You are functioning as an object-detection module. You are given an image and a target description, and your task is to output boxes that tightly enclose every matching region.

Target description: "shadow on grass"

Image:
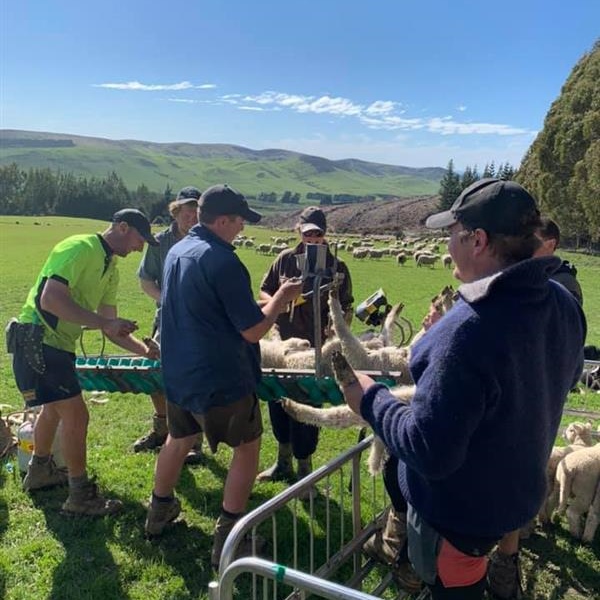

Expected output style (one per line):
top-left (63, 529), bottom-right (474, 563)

top-left (31, 488), bottom-right (138, 600)
top-left (521, 524), bottom-right (600, 600)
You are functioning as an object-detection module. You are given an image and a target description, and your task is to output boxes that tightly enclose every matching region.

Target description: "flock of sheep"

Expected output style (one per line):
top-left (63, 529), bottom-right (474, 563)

top-left (234, 232), bottom-right (456, 268)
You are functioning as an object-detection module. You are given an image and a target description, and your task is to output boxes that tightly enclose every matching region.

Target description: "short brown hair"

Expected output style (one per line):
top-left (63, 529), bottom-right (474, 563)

top-left (537, 216), bottom-right (561, 246)
top-left (485, 211), bottom-right (542, 266)
top-left (168, 199), bottom-right (197, 217)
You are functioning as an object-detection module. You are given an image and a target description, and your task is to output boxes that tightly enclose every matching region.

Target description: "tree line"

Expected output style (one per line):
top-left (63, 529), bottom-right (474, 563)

top-left (0, 163), bottom-right (389, 219)
top-left (437, 160), bottom-right (516, 211)
top-left (0, 163), bottom-right (172, 221)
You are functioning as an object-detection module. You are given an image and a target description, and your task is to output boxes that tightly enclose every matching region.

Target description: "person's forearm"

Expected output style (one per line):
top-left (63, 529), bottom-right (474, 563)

top-left (257, 290), bottom-right (273, 308)
top-left (140, 278), bottom-right (161, 303)
top-left (104, 332), bottom-right (149, 357)
top-left (40, 288), bottom-right (108, 330)
top-left (242, 290), bottom-right (290, 343)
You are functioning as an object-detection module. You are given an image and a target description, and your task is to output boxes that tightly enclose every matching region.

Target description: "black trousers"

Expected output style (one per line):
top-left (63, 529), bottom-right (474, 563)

top-left (267, 401), bottom-right (319, 459)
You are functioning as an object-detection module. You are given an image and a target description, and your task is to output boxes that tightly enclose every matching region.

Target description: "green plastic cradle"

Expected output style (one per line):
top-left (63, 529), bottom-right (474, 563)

top-left (75, 355), bottom-right (404, 406)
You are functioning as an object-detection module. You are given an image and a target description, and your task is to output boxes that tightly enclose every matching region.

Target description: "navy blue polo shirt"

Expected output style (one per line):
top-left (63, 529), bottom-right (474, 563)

top-left (160, 224), bottom-right (265, 413)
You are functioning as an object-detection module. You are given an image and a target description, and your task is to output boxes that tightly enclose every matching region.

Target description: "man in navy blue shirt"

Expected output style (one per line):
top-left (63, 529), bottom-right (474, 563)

top-left (144, 185), bottom-right (302, 569)
top-left (338, 179), bottom-right (586, 599)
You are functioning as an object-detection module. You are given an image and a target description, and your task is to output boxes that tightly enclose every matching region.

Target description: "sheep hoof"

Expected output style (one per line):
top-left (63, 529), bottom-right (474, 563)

top-left (331, 351), bottom-right (357, 387)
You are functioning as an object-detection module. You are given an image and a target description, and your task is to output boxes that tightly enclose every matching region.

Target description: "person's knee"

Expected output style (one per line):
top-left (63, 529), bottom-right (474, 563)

top-left (54, 395), bottom-right (89, 431)
top-left (163, 434), bottom-right (196, 455)
top-left (233, 436), bottom-right (261, 461)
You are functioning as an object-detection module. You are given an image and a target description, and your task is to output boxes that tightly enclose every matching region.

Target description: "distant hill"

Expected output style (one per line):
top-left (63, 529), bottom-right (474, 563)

top-left (0, 129), bottom-right (444, 198)
top-left (262, 195), bottom-right (439, 235)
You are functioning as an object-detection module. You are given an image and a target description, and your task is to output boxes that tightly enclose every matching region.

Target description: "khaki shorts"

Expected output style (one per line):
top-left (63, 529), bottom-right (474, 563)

top-left (167, 394), bottom-right (262, 453)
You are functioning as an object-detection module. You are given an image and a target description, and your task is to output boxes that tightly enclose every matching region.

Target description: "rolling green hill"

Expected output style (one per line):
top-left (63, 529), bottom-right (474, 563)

top-left (0, 129), bottom-right (444, 197)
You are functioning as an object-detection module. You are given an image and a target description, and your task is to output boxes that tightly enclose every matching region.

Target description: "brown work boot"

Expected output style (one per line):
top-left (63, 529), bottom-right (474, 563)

top-left (61, 480), bottom-right (123, 517)
top-left (363, 507), bottom-right (407, 566)
top-left (22, 456), bottom-right (68, 492)
top-left (392, 560), bottom-right (423, 594)
top-left (144, 495), bottom-right (181, 536)
top-left (256, 443), bottom-right (294, 482)
top-left (210, 513), bottom-right (265, 570)
top-left (487, 549), bottom-right (523, 600)
top-left (184, 433), bottom-right (205, 465)
top-left (133, 414), bottom-right (167, 452)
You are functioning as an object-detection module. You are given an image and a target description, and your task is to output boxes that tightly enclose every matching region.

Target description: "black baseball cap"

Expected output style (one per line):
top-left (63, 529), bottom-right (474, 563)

top-left (173, 186), bottom-right (201, 207)
top-left (198, 184), bottom-right (261, 223)
top-left (112, 208), bottom-right (159, 246)
top-left (299, 206), bottom-right (327, 234)
top-left (426, 178), bottom-right (539, 235)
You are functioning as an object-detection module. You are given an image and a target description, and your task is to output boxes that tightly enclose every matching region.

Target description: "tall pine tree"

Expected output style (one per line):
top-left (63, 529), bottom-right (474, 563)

top-left (438, 159), bottom-right (462, 210)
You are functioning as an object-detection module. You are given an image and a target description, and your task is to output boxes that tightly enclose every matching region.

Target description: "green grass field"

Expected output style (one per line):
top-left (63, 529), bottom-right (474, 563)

top-left (0, 217), bottom-right (599, 600)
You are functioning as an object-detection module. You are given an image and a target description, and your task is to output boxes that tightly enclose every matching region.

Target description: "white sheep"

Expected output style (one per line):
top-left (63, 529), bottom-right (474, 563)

top-left (259, 328), bottom-right (312, 369)
top-left (582, 478), bottom-right (600, 543)
top-left (546, 443), bottom-right (600, 540)
top-left (416, 254), bottom-right (439, 268)
top-left (281, 383), bottom-right (415, 474)
top-left (537, 422), bottom-right (594, 523)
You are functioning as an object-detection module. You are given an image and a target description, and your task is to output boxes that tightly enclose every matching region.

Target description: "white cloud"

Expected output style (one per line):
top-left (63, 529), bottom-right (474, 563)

top-left (240, 92), bottom-right (362, 116)
top-left (360, 115), bottom-right (424, 131)
top-left (238, 106), bottom-right (265, 111)
top-left (94, 80), bottom-right (216, 91)
top-left (426, 117), bottom-right (530, 136)
top-left (167, 98), bottom-right (197, 104)
top-left (365, 100), bottom-right (396, 116)
top-left (231, 88), bottom-right (533, 138)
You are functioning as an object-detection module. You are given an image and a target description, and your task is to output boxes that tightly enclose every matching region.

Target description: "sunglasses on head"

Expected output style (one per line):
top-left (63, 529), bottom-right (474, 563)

top-left (302, 230), bottom-right (324, 238)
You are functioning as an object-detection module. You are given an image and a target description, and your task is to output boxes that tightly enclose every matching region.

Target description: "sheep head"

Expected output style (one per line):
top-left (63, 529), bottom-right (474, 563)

top-left (564, 421), bottom-right (594, 446)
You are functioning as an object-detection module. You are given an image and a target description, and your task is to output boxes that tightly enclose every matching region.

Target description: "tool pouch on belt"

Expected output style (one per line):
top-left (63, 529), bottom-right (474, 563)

top-left (5, 318), bottom-right (46, 374)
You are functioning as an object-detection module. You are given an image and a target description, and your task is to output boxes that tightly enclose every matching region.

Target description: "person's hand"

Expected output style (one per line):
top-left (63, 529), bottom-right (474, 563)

top-left (330, 351), bottom-right (375, 414)
top-left (342, 372), bottom-right (376, 414)
top-left (422, 304), bottom-right (442, 331)
top-left (103, 318), bottom-right (138, 338)
top-left (278, 277), bottom-right (303, 304)
top-left (143, 337), bottom-right (161, 360)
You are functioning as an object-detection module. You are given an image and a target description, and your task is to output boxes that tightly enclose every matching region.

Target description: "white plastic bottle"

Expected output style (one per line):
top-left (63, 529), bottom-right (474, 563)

top-left (17, 412), bottom-right (65, 473)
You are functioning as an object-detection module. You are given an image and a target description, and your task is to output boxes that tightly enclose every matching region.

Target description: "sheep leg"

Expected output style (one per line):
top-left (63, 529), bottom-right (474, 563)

top-left (328, 291), bottom-right (370, 367)
top-left (583, 509), bottom-right (599, 543)
top-left (280, 398), bottom-right (365, 428)
top-left (367, 437), bottom-right (388, 475)
top-left (331, 351), bottom-right (359, 387)
top-left (566, 506), bottom-right (584, 539)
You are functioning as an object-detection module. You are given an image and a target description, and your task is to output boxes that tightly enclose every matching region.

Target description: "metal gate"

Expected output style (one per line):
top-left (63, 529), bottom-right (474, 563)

top-left (208, 434), bottom-right (428, 600)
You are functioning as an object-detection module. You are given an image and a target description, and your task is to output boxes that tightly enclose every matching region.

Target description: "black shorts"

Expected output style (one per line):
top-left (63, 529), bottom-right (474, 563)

top-left (167, 394), bottom-right (262, 453)
top-left (13, 343), bottom-right (81, 406)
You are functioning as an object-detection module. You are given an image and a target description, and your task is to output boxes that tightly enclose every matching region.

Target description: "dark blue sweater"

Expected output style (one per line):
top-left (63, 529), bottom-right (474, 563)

top-left (361, 256), bottom-right (586, 538)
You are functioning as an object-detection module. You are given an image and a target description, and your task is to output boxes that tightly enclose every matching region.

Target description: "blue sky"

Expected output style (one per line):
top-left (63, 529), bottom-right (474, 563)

top-left (2, 1), bottom-right (599, 169)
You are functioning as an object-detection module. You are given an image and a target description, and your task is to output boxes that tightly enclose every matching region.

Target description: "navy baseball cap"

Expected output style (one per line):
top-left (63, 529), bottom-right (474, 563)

top-left (199, 184), bottom-right (261, 224)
